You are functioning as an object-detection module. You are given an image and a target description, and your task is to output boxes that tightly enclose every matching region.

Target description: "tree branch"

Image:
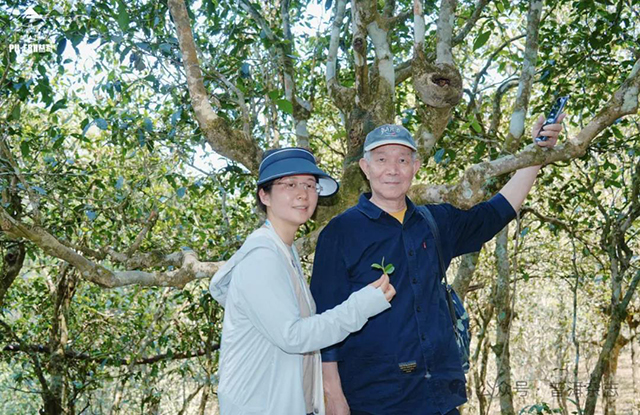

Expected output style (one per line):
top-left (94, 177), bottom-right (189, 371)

top-left (2, 344), bottom-right (218, 366)
top-left (504, 0), bottom-right (543, 152)
top-left (0, 138), bottom-right (41, 224)
top-left (167, 0), bottom-right (261, 172)
top-left (395, 58), bottom-right (413, 85)
top-left (452, 0), bottom-right (492, 46)
top-left (410, 57), bottom-right (640, 207)
top-left (413, 0), bottom-right (426, 51)
top-left (436, 0), bottom-right (457, 65)
top-left (351, 0), bottom-right (372, 102)
top-left (125, 210), bottom-right (158, 258)
top-left (0, 207), bottom-right (222, 288)
top-left (471, 34), bottom-right (526, 98)
top-left (326, 0), bottom-right (355, 112)
top-left (489, 79), bottom-right (519, 134)
top-left (389, 10), bottom-right (412, 27)
top-left (203, 68), bottom-right (253, 139)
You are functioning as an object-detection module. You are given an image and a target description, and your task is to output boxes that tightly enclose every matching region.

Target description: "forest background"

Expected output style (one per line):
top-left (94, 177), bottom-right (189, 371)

top-left (0, 0), bottom-right (639, 414)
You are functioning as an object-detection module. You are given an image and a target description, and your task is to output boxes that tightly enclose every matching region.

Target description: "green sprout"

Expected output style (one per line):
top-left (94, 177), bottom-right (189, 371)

top-left (371, 256), bottom-right (395, 275)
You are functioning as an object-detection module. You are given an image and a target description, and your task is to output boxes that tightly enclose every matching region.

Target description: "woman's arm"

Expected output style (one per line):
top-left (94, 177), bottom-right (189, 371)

top-left (233, 247), bottom-right (391, 354)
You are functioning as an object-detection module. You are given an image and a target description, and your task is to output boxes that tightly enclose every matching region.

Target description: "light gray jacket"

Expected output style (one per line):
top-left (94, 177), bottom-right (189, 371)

top-left (209, 225), bottom-right (391, 415)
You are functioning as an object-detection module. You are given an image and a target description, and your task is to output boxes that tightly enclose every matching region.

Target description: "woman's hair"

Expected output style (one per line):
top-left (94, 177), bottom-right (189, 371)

top-left (256, 180), bottom-right (274, 213)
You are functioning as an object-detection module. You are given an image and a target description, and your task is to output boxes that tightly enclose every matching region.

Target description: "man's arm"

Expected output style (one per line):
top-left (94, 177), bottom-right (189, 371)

top-left (323, 362), bottom-right (350, 415)
top-left (499, 113), bottom-right (565, 211)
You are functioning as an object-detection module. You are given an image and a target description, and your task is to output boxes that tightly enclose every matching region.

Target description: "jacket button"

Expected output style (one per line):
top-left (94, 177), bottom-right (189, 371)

top-left (422, 334), bottom-right (426, 341)
top-left (417, 306), bottom-right (422, 312)
top-left (409, 249), bottom-right (414, 256)
top-left (412, 278), bottom-right (418, 284)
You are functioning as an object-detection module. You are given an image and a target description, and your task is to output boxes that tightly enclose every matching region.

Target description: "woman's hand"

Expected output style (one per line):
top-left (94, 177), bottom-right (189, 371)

top-left (370, 273), bottom-right (396, 302)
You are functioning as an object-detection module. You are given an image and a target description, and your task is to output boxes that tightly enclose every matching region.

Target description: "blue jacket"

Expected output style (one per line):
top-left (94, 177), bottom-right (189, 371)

top-left (310, 193), bottom-right (516, 414)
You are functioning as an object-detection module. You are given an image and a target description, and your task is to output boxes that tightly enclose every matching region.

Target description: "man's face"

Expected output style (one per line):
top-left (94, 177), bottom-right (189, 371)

top-left (359, 144), bottom-right (420, 208)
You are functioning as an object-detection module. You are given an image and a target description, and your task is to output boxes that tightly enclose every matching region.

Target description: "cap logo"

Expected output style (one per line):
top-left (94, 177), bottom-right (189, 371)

top-left (380, 125), bottom-right (401, 136)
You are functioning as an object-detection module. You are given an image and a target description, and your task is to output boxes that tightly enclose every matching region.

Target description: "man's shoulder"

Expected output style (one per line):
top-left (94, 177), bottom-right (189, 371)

top-left (414, 202), bottom-right (454, 221)
top-left (324, 205), bottom-right (362, 228)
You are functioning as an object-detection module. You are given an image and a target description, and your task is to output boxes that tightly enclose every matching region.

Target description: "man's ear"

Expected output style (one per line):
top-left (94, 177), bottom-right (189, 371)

top-left (258, 188), bottom-right (271, 207)
top-left (412, 157), bottom-right (421, 176)
top-left (359, 158), bottom-right (370, 180)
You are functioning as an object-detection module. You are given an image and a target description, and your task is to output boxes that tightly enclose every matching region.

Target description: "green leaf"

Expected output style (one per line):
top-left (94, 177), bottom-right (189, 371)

top-left (473, 31), bottom-right (491, 51)
top-left (384, 264), bottom-right (395, 274)
top-left (85, 209), bottom-right (97, 221)
top-left (275, 99), bottom-right (293, 114)
top-left (117, 0), bottom-right (130, 32)
top-left (32, 186), bottom-right (47, 195)
top-left (176, 187), bottom-right (186, 199)
top-left (371, 263), bottom-right (384, 271)
top-left (95, 118), bottom-right (108, 130)
top-left (50, 98), bottom-right (67, 114)
top-left (170, 108), bottom-right (182, 126)
top-left (496, 2), bottom-right (505, 13)
top-left (159, 43), bottom-right (172, 54)
top-left (267, 90), bottom-right (280, 100)
top-left (20, 141), bottom-right (30, 158)
top-left (143, 117), bottom-right (154, 132)
top-left (470, 120), bottom-right (482, 133)
top-left (115, 176), bottom-right (124, 190)
top-left (10, 104), bottom-right (21, 120)
top-left (56, 37), bottom-right (67, 56)
top-left (434, 148), bottom-right (445, 164)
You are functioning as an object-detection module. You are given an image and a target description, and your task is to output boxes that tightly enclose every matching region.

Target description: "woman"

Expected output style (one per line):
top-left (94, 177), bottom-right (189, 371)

top-left (210, 147), bottom-right (395, 415)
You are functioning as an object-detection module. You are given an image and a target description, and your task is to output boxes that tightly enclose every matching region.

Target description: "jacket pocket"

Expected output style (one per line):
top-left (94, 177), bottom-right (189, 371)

top-left (340, 354), bottom-right (401, 404)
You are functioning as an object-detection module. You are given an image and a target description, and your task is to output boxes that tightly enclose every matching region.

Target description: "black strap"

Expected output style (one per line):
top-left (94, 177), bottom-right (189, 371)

top-left (415, 206), bottom-right (458, 328)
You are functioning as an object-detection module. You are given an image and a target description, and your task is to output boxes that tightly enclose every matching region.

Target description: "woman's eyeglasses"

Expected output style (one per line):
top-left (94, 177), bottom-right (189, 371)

top-left (274, 180), bottom-right (323, 194)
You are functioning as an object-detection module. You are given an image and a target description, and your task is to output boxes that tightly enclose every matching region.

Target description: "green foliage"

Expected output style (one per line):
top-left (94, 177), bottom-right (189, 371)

top-left (0, 0), bottom-right (638, 413)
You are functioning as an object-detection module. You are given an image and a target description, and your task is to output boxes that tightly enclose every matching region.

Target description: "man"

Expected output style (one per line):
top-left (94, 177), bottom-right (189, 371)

top-left (309, 116), bottom-right (564, 415)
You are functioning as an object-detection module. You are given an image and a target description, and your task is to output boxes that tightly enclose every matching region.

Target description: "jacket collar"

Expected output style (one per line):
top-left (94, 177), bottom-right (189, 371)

top-left (356, 192), bottom-right (417, 221)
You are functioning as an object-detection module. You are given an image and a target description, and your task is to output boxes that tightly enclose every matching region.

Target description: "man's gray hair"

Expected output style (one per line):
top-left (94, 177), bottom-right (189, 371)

top-left (363, 149), bottom-right (417, 162)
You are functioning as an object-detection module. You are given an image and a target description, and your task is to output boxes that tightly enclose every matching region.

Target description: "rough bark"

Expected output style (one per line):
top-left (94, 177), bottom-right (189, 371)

top-left (491, 226), bottom-right (515, 415)
top-left (0, 241), bottom-right (25, 307)
top-left (602, 335), bottom-right (629, 415)
top-left (326, 0), bottom-right (355, 113)
top-left (47, 264), bottom-right (77, 415)
top-left (167, 0), bottom-right (261, 172)
top-left (504, 0), bottom-right (543, 152)
top-left (452, 252), bottom-right (480, 302)
top-left (471, 300), bottom-right (495, 415)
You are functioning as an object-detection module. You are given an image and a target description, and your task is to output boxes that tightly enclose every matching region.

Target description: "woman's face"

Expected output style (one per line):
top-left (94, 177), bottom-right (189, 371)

top-left (259, 174), bottom-right (319, 229)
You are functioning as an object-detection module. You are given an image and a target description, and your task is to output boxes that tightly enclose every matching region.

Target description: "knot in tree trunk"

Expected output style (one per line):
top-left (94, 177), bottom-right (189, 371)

top-left (413, 62), bottom-right (463, 108)
top-left (352, 37), bottom-right (366, 55)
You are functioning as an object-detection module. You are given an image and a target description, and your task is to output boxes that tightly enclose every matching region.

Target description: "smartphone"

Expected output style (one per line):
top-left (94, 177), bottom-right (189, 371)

top-left (535, 95), bottom-right (569, 142)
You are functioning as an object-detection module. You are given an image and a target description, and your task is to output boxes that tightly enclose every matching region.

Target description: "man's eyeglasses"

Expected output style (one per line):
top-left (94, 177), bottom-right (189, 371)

top-left (274, 180), bottom-right (323, 194)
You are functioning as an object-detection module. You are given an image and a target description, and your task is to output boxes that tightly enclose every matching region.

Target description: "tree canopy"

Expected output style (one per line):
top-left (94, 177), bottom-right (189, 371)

top-left (1, 0), bottom-right (639, 414)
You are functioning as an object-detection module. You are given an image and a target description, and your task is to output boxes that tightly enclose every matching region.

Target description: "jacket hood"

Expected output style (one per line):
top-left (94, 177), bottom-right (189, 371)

top-left (209, 229), bottom-right (274, 306)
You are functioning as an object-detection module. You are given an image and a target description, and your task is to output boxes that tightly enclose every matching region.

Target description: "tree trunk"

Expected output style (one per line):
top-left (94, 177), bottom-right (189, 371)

top-left (603, 335), bottom-right (628, 415)
top-left (584, 269), bottom-right (640, 415)
top-left (472, 301), bottom-right (495, 415)
top-left (452, 252), bottom-right (480, 302)
top-left (43, 264), bottom-right (77, 415)
top-left (553, 297), bottom-right (569, 415)
top-left (492, 226), bottom-right (515, 415)
top-left (0, 241), bottom-right (25, 307)
top-left (632, 329), bottom-right (640, 412)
